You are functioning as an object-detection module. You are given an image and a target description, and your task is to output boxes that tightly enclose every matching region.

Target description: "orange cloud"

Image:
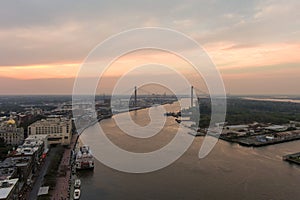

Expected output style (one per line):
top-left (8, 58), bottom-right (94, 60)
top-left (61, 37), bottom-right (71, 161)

top-left (205, 42), bottom-right (300, 70)
top-left (0, 62), bottom-right (80, 80)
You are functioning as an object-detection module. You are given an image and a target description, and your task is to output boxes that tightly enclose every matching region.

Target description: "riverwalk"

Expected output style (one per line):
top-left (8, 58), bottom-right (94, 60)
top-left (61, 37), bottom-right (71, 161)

top-left (50, 134), bottom-right (78, 200)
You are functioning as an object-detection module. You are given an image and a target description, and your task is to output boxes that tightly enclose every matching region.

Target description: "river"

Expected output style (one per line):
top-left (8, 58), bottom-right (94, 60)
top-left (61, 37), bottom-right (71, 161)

top-left (77, 99), bottom-right (300, 200)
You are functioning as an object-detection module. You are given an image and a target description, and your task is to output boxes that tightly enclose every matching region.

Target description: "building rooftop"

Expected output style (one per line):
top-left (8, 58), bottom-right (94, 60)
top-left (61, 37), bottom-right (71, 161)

top-left (265, 125), bottom-right (287, 131)
top-left (29, 117), bottom-right (71, 128)
top-left (38, 186), bottom-right (49, 196)
top-left (0, 158), bottom-right (16, 180)
top-left (0, 158), bottom-right (15, 168)
top-left (26, 134), bottom-right (48, 140)
top-left (225, 125), bottom-right (249, 129)
top-left (0, 178), bottom-right (18, 199)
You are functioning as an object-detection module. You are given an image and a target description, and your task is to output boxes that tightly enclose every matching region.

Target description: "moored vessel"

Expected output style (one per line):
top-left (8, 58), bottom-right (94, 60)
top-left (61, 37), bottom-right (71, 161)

top-left (75, 145), bottom-right (94, 170)
top-left (74, 179), bottom-right (81, 188)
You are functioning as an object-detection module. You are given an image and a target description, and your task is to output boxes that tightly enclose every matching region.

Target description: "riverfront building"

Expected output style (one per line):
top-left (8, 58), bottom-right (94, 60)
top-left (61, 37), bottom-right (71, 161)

top-left (0, 134), bottom-right (49, 200)
top-left (28, 117), bottom-right (72, 145)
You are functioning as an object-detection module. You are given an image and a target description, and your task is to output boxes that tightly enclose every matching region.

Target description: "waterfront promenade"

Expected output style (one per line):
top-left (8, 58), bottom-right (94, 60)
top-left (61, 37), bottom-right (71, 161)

top-left (51, 134), bottom-right (78, 200)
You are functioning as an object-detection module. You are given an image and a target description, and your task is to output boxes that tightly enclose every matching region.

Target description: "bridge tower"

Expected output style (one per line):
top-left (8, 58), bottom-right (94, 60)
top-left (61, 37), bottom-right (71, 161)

top-left (191, 85), bottom-right (194, 108)
top-left (134, 86), bottom-right (137, 107)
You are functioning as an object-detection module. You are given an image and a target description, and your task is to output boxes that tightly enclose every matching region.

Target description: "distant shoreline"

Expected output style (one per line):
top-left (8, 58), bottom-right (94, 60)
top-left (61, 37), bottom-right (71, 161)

top-left (242, 97), bottom-right (300, 104)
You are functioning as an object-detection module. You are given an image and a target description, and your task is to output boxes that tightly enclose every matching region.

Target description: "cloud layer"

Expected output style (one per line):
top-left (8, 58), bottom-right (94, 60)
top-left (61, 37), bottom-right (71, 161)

top-left (0, 0), bottom-right (299, 94)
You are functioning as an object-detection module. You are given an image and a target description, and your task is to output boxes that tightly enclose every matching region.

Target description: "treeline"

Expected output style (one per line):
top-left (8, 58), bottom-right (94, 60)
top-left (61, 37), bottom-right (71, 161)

top-left (0, 138), bottom-right (12, 161)
top-left (0, 104), bottom-right (56, 115)
top-left (188, 98), bottom-right (300, 128)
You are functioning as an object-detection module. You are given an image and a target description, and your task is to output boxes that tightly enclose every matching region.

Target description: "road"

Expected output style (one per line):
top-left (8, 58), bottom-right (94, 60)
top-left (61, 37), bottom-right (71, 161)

top-left (27, 147), bottom-right (58, 200)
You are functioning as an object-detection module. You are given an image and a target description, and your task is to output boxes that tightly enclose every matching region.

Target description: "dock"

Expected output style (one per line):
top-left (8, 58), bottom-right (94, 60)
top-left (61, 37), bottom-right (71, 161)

top-left (219, 130), bottom-right (300, 147)
top-left (283, 152), bottom-right (300, 165)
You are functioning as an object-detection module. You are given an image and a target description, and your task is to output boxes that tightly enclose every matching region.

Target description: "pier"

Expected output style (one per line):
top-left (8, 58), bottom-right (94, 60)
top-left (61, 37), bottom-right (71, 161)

top-left (283, 152), bottom-right (300, 165)
top-left (219, 131), bottom-right (300, 147)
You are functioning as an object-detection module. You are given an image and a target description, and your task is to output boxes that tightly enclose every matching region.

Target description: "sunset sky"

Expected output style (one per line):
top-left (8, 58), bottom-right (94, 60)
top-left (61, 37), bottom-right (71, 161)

top-left (0, 0), bottom-right (299, 95)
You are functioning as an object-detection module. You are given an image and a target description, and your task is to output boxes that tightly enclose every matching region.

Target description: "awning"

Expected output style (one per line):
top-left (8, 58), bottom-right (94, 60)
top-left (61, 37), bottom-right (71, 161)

top-left (38, 186), bottom-right (49, 196)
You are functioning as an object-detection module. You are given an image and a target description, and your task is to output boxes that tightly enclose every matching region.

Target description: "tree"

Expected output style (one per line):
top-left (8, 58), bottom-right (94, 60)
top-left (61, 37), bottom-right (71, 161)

top-left (0, 137), bottom-right (10, 161)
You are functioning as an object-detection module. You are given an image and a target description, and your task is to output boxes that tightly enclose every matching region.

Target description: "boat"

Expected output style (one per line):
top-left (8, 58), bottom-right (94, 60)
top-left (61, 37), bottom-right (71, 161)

top-left (175, 119), bottom-right (181, 123)
top-left (188, 131), bottom-right (205, 137)
top-left (75, 145), bottom-right (94, 170)
top-left (74, 189), bottom-right (81, 200)
top-left (74, 179), bottom-right (81, 189)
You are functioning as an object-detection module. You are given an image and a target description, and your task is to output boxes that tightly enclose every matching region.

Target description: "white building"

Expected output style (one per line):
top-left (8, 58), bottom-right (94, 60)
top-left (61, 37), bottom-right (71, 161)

top-left (289, 121), bottom-right (300, 128)
top-left (0, 119), bottom-right (24, 146)
top-left (0, 178), bottom-right (19, 200)
top-left (25, 135), bottom-right (49, 153)
top-left (15, 134), bottom-right (48, 167)
top-left (28, 118), bottom-right (72, 145)
top-left (224, 125), bottom-right (249, 131)
top-left (17, 134), bottom-right (48, 156)
top-left (265, 125), bottom-right (287, 132)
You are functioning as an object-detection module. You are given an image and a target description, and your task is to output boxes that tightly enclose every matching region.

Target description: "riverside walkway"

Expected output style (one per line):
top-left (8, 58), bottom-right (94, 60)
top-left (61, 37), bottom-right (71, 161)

top-left (51, 134), bottom-right (78, 200)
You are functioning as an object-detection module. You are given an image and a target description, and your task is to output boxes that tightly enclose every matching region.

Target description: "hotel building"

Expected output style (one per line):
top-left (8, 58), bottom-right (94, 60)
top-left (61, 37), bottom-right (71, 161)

top-left (28, 118), bottom-right (72, 145)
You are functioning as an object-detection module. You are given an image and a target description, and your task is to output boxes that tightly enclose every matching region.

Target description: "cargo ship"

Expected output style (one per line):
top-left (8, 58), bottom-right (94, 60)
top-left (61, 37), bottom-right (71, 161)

top-left (75, 145), bottom-right (94, 170)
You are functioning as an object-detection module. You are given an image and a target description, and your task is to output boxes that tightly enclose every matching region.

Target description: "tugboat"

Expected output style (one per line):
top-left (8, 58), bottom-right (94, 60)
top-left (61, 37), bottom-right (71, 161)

top-left (75, 145), bottom-right (94, 170)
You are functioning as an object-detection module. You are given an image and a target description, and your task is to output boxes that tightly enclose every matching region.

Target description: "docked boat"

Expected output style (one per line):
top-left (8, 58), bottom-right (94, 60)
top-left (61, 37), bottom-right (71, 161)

top-left (74, 189), bottom-right (81, 200)
top-left (74, 179), bottom-right (81, 189)
top-left (75, 145), bottom-right (94, 170)
top-left (175, 118), bottom-right (181, 123)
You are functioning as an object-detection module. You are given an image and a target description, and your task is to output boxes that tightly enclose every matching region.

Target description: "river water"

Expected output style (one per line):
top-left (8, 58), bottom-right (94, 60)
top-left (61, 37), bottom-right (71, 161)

top-left (77, 99), bottom-right (300, 200)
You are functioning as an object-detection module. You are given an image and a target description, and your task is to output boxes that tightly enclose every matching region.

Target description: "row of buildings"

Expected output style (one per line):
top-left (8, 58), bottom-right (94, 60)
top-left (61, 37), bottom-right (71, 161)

top-left (0, 135), bottom-right (48, 200)
top-left (0, 102), bottom-right (73, 200)
top-left (0, 117), bottom-right (72, 147)
top-left (0, 116), bottom-right (73, 199)
top-left (0, 98), bottom-right (111, 148)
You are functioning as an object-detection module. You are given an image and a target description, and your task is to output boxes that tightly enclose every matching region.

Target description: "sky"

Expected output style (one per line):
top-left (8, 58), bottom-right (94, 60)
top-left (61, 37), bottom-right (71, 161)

top-left (0, 0), bottom-right (299, 95)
